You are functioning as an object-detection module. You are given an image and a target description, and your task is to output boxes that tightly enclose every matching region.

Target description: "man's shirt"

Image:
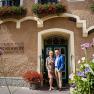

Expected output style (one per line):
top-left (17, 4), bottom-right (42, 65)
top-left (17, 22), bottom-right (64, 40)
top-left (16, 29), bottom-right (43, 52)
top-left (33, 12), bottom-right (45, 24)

top-left (55, 55), bottom-right (59, 67)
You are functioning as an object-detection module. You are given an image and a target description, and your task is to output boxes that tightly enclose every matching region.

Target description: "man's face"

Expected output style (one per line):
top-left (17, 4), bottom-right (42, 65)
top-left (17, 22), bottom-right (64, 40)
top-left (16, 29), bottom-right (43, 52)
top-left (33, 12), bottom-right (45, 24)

top-left (55, 50), bottom-right (60, 56)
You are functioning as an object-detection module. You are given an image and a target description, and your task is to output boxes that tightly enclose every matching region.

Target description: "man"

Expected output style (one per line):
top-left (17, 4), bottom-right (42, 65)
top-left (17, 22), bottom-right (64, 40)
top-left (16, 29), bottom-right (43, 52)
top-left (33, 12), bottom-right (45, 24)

top-left (54, 49), bottom-right (65, 91)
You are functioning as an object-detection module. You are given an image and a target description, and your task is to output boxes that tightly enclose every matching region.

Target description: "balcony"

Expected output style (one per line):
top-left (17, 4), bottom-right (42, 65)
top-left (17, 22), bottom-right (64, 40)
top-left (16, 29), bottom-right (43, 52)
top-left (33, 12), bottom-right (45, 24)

top-left (0, 0), bottom-right (27, 19)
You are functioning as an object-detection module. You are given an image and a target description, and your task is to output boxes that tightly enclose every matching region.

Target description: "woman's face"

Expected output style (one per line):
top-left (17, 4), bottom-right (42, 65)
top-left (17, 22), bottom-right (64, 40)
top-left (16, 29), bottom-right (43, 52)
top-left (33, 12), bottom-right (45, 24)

top-left (49, 51), bottom-right (53, 57)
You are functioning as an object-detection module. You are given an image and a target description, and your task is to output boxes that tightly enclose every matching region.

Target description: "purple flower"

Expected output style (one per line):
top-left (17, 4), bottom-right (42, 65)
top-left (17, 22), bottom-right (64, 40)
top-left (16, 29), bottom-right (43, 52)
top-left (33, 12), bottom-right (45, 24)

top-left (84, 67), bottom-right (90, 74)
top-left (77, 71), bottom-right (86, 78)
top-left (81, 43), bottom-right (90, 49)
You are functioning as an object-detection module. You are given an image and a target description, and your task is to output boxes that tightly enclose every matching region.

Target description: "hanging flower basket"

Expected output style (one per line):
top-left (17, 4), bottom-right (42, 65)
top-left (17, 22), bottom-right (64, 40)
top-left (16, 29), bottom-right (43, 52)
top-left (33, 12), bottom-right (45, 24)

top-left (32, 3), bottom-right (66, 18)
top-left (0, 6), bottom-right (27, 19)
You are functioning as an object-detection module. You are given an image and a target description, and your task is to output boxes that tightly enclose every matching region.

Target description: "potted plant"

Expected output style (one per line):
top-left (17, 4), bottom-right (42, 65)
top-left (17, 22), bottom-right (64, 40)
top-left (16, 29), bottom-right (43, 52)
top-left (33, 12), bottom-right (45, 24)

top-left (32, 3), bottom-right (66, 18)
top-left (0, 6), bottom-right (27, 19)
top-left (22, 70), bottom-right (43, 90)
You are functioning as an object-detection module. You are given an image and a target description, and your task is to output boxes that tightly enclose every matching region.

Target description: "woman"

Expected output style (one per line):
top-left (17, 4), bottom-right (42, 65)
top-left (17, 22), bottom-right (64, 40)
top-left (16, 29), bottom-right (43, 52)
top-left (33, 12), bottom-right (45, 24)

top-left (46, 51), bottom-right (55, 91)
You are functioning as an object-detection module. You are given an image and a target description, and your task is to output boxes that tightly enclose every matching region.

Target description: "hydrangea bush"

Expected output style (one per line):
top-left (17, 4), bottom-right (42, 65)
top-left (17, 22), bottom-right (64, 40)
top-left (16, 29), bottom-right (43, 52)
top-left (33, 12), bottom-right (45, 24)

top-left (69, 38), bottom-right (94, 94)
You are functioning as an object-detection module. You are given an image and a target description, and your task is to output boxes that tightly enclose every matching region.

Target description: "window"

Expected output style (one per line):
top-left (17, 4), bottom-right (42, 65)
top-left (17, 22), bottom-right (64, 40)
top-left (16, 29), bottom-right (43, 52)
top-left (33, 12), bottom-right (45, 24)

top-left (67, 0), bottom-right (85, 2)
top-left (38, 0), bottom-right (58, 4)
top-left (13, 0), bottom-right (20, 6)
top-left (0, 0), bottom-right (20, 7)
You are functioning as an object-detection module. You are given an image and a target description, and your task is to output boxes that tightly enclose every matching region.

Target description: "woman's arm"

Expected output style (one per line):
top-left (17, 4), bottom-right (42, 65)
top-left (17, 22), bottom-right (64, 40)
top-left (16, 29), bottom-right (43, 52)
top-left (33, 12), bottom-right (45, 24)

top-left (46, 58), bottom-right (49, 70)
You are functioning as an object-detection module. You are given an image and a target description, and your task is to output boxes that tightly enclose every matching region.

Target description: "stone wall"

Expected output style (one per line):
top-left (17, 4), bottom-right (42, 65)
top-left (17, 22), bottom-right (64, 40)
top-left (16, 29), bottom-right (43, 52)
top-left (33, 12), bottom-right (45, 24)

top-left (0, 17), bottom-right (93, 78)
top-left (0, 20), bottom-right (38, 77)
top-left (22, 0), bottom-right (94, 29)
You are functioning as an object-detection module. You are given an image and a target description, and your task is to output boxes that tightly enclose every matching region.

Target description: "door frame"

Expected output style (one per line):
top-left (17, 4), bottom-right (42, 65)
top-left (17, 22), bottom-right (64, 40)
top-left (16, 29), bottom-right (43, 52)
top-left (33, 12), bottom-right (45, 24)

top-left (37, 28), bottom-right (75, 80)
top-left (44, 44), bottom-right (68, 83)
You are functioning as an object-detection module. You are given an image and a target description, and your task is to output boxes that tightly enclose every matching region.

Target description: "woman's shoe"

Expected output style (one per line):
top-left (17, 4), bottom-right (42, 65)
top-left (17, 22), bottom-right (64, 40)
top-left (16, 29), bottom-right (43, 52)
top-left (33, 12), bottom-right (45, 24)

top-left (51, 87), bottom-right (54, 90)
top-left (49, 88), bottom-right (52, 91)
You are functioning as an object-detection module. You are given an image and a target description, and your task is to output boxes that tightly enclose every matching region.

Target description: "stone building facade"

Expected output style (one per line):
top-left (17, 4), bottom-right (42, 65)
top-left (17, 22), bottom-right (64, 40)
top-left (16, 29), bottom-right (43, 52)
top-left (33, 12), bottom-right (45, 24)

top-left (0, 0), bottom-right (94, 86)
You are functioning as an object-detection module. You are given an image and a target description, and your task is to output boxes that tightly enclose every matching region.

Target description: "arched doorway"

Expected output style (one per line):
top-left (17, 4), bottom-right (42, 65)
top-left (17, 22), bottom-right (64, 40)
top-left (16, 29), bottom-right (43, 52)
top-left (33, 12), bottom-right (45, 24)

top-left (43, 35), bottom-right (68, 86)
top-left (38, 28), bottom-right (75, 86)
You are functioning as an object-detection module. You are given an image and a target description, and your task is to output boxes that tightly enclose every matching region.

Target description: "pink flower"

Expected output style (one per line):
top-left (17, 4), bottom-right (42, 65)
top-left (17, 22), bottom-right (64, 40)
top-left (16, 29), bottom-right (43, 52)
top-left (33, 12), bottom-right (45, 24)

top-left (81, 43), bottom-right (90, 49)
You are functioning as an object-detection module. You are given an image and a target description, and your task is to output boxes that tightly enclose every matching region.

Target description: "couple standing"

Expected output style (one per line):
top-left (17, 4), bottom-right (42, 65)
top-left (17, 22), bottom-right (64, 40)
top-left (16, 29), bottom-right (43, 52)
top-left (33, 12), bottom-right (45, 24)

top-left (46, 49), bottom-right (64, 91)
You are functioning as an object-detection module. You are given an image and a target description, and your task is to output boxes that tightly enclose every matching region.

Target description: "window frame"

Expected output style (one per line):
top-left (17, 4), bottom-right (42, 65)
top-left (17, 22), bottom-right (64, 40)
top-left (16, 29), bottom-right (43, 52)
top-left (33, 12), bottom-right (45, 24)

top-left (67, 0), bottom-right (85, 2)
top-left (0, 0), bottom-right (23, 7)
top-left (35, 0), bottom-right (61, 4)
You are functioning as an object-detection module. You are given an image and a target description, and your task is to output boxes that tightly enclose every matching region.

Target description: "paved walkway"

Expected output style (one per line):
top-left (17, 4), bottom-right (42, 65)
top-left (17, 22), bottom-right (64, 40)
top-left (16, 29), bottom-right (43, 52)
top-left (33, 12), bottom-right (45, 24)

top-left (0, 86), bottom-right (70, 94)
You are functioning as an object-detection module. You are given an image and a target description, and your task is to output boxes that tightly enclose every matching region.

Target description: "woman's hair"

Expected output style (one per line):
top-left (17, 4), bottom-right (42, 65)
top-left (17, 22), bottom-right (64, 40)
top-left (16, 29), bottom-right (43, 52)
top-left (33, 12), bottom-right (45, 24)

top-left (49, 50), bottom-right (53, 54)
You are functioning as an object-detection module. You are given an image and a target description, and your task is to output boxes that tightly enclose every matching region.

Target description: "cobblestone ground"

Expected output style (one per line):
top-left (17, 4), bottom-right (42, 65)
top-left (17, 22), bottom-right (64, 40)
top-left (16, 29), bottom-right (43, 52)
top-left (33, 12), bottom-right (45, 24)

top-left (0, 86), bottom-right (70, 94)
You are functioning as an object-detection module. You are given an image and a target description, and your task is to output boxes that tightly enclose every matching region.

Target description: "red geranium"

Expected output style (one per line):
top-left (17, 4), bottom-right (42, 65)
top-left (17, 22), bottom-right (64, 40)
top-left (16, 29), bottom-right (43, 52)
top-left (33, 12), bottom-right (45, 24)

top-left (22, 70), bottom-right (43, 84)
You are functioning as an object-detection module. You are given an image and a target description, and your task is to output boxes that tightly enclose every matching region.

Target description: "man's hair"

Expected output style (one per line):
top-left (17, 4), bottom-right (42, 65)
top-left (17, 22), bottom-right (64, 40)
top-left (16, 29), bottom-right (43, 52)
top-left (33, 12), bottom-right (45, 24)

top-left (55, 49), bottom-right (59, 51)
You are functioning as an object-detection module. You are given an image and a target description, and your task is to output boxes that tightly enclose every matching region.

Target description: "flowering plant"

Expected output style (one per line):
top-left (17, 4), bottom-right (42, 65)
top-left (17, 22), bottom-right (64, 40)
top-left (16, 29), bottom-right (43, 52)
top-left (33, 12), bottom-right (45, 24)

top-left (69, 38), bottom-right (94, 94)
top-left (22, 70), bottom-right (43, 84)
top-left (32, 3), bottom-right (66, 18)
top-left (0, 6), bottom-right (27, 19)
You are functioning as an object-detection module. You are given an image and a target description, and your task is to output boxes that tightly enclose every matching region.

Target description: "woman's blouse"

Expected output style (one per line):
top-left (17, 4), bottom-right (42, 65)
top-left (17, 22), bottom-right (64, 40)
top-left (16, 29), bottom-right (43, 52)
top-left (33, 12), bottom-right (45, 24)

top-left (46, 57), bottom-right (55, 71)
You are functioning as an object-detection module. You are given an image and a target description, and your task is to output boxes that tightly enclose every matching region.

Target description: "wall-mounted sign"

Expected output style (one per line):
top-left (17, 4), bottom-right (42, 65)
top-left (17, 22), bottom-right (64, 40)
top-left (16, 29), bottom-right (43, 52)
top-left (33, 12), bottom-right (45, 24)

top-left (0, 42), bottom-right (24, 54)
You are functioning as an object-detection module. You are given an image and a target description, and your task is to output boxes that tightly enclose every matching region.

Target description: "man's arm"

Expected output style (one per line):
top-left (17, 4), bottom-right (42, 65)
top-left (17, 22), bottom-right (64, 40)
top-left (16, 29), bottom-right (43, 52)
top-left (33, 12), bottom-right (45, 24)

top-left (59, 56), bottom-right (65, 71)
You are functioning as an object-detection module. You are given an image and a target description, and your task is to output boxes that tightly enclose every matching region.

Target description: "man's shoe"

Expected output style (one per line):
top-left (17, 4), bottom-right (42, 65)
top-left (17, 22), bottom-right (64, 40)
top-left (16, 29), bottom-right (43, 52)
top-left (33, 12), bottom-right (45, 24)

top-left (59, 88), bottom-right (62, 91)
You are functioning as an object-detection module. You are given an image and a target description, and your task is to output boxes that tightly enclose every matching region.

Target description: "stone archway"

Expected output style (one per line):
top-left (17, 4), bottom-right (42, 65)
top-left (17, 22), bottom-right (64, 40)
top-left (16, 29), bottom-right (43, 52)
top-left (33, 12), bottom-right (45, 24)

top-left (37, 28), bottom-right (75, 76)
